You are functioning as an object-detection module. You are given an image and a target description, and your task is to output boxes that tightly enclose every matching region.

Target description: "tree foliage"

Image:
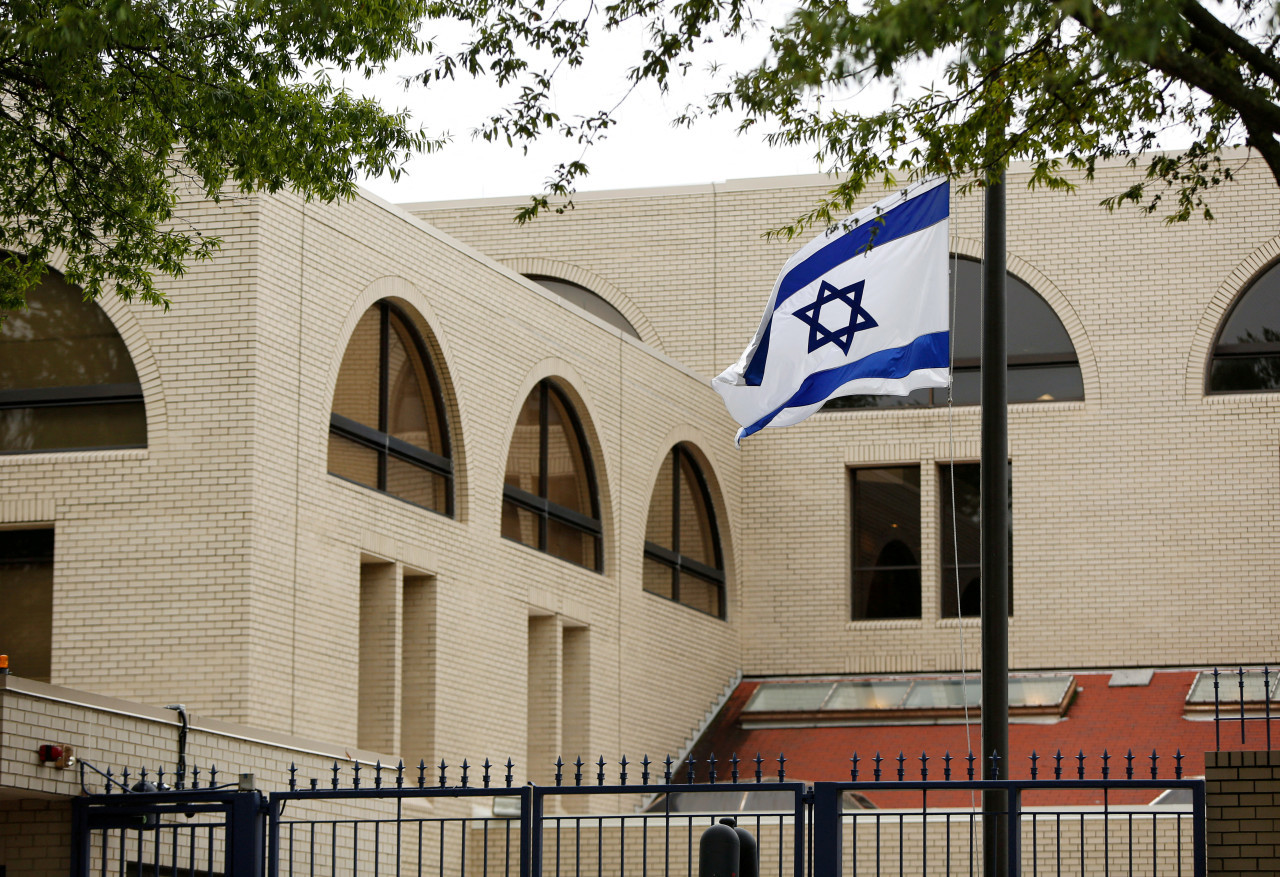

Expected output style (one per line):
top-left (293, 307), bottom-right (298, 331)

top-left (421, 0), bottom-right (1280, 235)
top-left (1, 0), bottom-right (437, 312)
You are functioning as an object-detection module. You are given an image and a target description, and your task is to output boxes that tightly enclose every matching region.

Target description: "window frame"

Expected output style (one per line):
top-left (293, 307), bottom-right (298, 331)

top-left (849, 465), bottom-right (923, 621)
top-left (327, 301), bottom-right (454, 515)
top-left (0, 267), bottom-right (146, 454)
top-left (1207, 259), bottom-right (1280, 394)
top-left (825, 256), bottom-right (1083, 410)
top-left (0, 527), bottom-right (55, 682)
top-left (643, 443), bottom-right (727, 619)
top-left (938, 460), bottom-right (1012, 619)
top-left (501, 379), bottom-right (604, 572)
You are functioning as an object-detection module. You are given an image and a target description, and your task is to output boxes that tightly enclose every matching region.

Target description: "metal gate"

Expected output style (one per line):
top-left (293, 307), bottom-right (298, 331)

top-left (71, 753), bottom-right (1207, 877)
top-left (71, 787), bottom-right (264, 877)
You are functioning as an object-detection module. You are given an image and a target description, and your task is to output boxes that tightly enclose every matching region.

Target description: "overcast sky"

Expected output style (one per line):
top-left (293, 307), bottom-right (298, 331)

top-left (354, 4), bottom-right (831, 205)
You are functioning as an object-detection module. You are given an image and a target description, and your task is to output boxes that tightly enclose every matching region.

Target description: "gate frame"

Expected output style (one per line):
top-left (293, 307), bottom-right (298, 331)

top-left (811, 778), bottom-right (1206, 877)
top-left (71, 788), bottom-right (265, 877)
top-left (527, 780), bottom-right (809, 877)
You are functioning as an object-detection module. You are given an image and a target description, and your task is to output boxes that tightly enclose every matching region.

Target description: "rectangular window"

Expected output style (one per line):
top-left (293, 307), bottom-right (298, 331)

top-left (0, 528), bottom-right (54, 682)
top-left (939, 462), bottom-right (1012, 617)
top-left (850, 467), bottom-right (921, 620)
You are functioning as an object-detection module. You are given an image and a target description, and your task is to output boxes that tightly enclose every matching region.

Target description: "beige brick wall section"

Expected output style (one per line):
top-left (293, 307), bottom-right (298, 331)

top-left (0, 182), bottom-right (745, 779)
top-left (0, 800), bottom-right (70, 877)
top-left (413, 155), bottom-right (1280, 675)
top-left (1206, 750), bottom-right (1280, 875)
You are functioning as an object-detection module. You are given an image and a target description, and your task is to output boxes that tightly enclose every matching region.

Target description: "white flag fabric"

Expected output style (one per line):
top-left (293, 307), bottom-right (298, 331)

top-left (713, 178), bottom-right (950, 444)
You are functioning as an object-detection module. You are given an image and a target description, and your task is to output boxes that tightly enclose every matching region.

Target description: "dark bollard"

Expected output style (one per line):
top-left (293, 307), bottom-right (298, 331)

top-left (734, 821), bottom-right (758, 877)
top-left (699, 817), bottom-right (740, 876)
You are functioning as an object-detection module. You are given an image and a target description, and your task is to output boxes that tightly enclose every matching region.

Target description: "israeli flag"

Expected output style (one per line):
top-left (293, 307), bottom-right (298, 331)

top-left (713, 178), bottom-right (950, 444)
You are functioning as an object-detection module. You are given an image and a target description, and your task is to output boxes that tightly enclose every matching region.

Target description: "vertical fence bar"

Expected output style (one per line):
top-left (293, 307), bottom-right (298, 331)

top-left (812, 784), bottom-right (842, 877)
top-left (267, 792), bottom-right (282, 877)
top-left (794, 786), bottom-right (807, 877)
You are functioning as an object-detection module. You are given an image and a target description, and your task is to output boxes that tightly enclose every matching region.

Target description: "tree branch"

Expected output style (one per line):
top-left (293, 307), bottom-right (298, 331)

top-left (1176, 0), bottom-right (1280, 88)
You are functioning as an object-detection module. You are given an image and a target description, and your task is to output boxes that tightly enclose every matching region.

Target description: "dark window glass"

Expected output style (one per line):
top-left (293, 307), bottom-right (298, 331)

top-left (644, 444), bottom-right (726, 618)
top-left (0, 529), bottom-right (54, 682)
top-left (826, 257), bottom-right (1083, 409)
top-left (0, 267), bottom-right (146, 452)
top-left (1209, 261), bottom-right (1280, 393)
top-left (328, 302), bottom-right (453, 514)
top-left (501, 380), bottom-right (603, 571)
top-left (851, 467), bottom-right (921, 619)
top-left (525, 275), bottom-right (640, 339)
top-left (939, 462), bottom-right (1012, 618)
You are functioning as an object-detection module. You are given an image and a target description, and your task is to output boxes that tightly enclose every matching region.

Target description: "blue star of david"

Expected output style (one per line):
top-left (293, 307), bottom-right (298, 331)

top-left (791, 279), bottom-right (879, 355)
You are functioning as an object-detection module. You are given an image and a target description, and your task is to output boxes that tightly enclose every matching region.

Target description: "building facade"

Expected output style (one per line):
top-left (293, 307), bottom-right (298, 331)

top-left (1, 155), bottom-right (1278, 873)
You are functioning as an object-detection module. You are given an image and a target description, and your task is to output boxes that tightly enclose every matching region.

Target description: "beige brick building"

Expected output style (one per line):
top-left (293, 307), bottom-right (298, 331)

top-left (1, 155), bottom-right (1278, 873)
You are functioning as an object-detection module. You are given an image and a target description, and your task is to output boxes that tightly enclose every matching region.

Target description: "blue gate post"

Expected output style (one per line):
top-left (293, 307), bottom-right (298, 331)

top-left (266, 789), bottom-right (282, 877)
top-left (519, 785), bottom-right (533, 877)
top-left (810, 783), bottom-right (842, 877)
top-left (69, 798), bottom-right (91, 877)
top-left (1005, 786), bottom-right (1021, 877)
top-left (527, 784), bottom-right (544, 877)
top-left (1192, 779), bottom-right (1207, 877)
top-left (793, 785), bottom-right (807, 877)
top-left (227, 790), bottom-right (266, 877)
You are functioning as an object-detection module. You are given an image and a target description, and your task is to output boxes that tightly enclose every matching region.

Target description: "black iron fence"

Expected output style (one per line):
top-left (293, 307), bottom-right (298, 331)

top-left (72, 747), bottom-right (1207, 877)
top-left (1208, 666), bottom-right (1278, 750)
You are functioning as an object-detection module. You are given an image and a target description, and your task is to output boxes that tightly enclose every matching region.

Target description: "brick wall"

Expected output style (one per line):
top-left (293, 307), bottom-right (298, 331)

top-left (1206, 750), bottom-right (1280, 875)
top-left (413, 154), bottom-right (1280, 676)
top-left (0, 183), bottom-right (746, 781)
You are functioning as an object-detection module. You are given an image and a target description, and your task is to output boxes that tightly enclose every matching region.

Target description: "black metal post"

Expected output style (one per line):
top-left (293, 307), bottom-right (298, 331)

top-left (981, 171), bottom-right (1010, 877)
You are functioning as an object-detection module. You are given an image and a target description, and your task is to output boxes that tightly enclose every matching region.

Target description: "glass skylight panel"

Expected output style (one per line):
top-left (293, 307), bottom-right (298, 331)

top-left (743, 673), bottom-right (1075, 718)
top-left (1187, 670), bottom-right (1279, 704)
top-left (826, 679), bottom-right (912, 711)
top-left (1007, 676), bottom-right (1073, 708)
top-left (902, 679), bottom-right (982, 709)
top-left (743, 682), bottom-right (834, 713)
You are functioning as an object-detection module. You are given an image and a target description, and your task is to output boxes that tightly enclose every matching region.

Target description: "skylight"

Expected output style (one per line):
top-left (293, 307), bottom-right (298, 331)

top-left (1186, 669), bottom-right (1280, 707)
top-left (741, 674), bottom-right (1075, 725)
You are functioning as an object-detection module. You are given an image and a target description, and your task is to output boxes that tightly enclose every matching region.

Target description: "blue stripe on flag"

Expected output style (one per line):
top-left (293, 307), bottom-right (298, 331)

top-left (743, 183), bottom-right (949, 386)
top-left (738, 330), bottom-right (949, 440)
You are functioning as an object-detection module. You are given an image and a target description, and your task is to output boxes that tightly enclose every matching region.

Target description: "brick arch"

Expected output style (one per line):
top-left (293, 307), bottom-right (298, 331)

top-left (324, 275), bottom-right (468, 521)
top-left (949, 236), bottom-right (1099, 408)
top-left (641, 426), bottom-right (739, 622)
top-left (96, 294), bottom-right (168, 448)
top-left (501, 359), bottom-right (618, 578)
top-left (1, 253), bottom-right (168, 452)
top-left (505, 257), bottom-right (666, 353)
top-left (1186, 233), bottom-right (1280, 398)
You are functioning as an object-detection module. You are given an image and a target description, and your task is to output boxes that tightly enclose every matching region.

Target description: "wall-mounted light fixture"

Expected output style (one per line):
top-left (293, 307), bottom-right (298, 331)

top-left (37, 743), bottom-right (76, 769)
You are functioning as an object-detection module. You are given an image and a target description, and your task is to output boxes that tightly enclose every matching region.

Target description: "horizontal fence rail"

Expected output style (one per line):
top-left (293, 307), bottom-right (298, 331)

top-left (72, 746), bottom-right (1208, 877)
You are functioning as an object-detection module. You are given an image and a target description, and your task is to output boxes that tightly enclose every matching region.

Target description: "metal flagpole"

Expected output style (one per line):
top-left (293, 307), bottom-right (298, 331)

top-left (980, 170), bottom-right (1010, 877)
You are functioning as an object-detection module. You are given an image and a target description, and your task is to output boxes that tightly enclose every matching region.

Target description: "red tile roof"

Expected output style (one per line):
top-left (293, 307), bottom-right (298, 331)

top-left (681, 671), bottom-right (1220, 807)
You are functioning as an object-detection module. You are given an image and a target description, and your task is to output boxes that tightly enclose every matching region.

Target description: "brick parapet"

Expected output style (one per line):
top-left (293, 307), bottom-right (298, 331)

top-left (1205, 750), bottom-right (1280, 875)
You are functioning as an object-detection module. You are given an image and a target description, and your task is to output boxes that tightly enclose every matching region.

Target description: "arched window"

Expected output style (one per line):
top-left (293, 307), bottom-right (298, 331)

top-left (1209, 260), bottom-right (1280, 393)
top-left (501, 380), bottom-right (602, 570)
top-left (827, 257), bottom-right (1083, 409)
top-left (643, 444), bottom-right (726, 618)
top-left (328, 301), bottom-right (453, 514)
top-left (0, 269), bottom-right (146, 453)
top-left (525, 275), bottom-right (640, 339)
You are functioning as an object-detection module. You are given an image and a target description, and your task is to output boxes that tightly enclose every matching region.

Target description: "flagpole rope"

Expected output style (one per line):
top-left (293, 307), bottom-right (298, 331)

top-left (948, 183), bottom-right (976, 812)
